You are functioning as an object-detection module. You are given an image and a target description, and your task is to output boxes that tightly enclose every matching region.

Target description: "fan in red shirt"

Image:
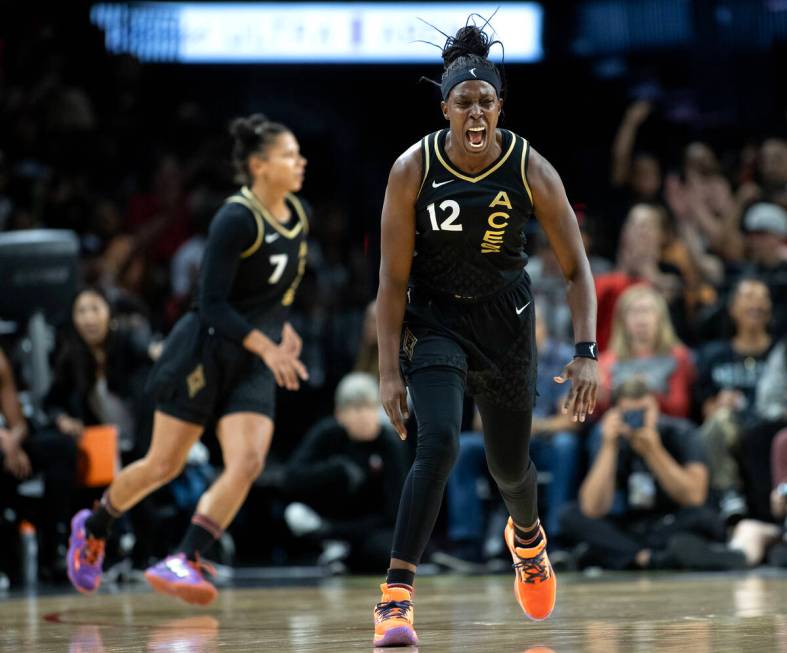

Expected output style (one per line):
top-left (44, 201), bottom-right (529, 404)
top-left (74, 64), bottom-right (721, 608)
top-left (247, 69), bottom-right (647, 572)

top-left (596, 284), bottom-right (695, 419)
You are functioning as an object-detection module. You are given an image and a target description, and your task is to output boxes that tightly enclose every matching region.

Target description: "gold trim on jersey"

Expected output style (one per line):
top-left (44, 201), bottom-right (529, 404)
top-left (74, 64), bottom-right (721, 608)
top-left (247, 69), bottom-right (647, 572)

top-left (225, 196), bottom-right (266, 259)
top-left (286, 192), bottom-right (310, 236)
top-left (520, 137), bottom-right (534, 205)
top-left (282, 240), bottom-right (308, 307)
top-left (417, 134), bottom-right (431, 197)
top-left (240, 187), bottom-right (304, 239)
top-left (433, 129), bottom-right (516, 184)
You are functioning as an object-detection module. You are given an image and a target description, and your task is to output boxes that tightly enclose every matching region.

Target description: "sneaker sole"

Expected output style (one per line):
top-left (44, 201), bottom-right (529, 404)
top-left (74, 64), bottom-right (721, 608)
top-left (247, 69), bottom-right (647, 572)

top-left (373, 625), bottom-right (418, 647)
top-left (144, 571), bottom-right (218, 606)
top-left (67, 566), bottom-right (100, 595)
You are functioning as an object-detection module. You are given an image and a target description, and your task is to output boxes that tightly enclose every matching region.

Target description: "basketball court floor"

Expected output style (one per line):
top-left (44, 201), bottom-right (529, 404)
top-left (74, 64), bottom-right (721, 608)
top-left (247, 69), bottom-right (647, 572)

top-left (2, 573), bottom-right (787, 652)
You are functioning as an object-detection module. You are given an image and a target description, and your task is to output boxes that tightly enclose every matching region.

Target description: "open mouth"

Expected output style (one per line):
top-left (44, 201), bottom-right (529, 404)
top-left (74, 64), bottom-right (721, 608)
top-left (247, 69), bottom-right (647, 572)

top-left (465, 126), bottom-right (486, 149)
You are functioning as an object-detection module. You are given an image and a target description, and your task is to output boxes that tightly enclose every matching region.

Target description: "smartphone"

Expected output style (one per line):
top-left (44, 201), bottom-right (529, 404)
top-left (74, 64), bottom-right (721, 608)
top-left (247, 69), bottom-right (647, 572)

top-left (622, 409), bottom-right (645, 430)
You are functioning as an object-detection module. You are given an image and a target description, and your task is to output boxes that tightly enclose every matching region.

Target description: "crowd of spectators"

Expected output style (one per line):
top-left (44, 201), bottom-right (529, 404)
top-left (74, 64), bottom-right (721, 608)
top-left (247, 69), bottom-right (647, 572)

top-left (1, 14), bottom-right (787, 585)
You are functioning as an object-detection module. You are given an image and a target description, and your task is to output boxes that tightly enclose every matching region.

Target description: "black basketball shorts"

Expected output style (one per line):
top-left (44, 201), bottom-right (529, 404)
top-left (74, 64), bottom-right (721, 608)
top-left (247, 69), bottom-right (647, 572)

top-left (146, 312), bottom-right (277, 425)
top-left (400, 274), bottom-right (537, 411)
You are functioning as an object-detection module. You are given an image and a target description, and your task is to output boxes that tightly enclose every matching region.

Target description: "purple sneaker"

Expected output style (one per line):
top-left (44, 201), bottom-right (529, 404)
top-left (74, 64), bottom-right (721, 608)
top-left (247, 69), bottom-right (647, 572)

top-left (144, 554), bottom-right (217, 605)
top-left (66, 509), bottom-right (105, 594)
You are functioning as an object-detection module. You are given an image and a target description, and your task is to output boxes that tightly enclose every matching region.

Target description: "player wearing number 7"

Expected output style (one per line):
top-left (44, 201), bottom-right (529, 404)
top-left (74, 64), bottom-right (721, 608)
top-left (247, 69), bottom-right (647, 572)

top-left (66, 113), bottom-right (310, 605)
top-left (372, 21), bottom-right (598, 647)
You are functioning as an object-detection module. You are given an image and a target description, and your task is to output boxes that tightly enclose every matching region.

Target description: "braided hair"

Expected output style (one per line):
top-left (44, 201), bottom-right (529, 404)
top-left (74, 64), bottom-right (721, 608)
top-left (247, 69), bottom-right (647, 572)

top-left (440, 24), bottom-right (504, 99)
top-left (229, 113), bottom-right (289, 185)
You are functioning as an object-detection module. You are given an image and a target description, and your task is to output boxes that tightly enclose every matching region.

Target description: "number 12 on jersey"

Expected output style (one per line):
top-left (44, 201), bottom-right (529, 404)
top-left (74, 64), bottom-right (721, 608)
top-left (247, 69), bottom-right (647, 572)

top-left (427, 200), bottom-right (462, 231)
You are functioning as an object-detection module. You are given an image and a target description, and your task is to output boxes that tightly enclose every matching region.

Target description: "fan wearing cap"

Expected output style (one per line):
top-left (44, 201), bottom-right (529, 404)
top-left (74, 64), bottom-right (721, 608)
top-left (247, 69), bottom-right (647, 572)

top-left (372, 21), bottom-right (598, 647)
top-left (740, 202), bottom-right (787, 335)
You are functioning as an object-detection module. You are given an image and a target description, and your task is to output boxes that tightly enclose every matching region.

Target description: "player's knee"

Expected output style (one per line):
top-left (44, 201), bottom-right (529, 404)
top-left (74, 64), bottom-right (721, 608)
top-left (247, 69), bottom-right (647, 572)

top-left (146, 456), bottom-right (184, 483)
top-left (414, 428), bottom-right (459, 480)
top-left (228, 450), bottom-right (266, 483)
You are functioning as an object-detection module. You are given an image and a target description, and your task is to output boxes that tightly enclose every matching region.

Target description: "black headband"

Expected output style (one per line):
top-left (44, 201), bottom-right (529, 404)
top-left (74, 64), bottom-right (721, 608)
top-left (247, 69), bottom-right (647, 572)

top-left (440, 64), bottom-right (502, 100)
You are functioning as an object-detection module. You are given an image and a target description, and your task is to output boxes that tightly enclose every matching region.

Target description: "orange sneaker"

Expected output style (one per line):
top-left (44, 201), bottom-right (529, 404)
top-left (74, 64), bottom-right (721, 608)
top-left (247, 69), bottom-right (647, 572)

top-left (372, 583), bottom-right (418, 647)
top-left (504, 517), bottom-right (556, 621)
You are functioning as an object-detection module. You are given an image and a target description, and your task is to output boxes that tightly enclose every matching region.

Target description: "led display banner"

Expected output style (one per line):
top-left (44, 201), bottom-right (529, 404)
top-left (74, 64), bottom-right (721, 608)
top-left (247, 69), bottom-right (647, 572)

top-left (90, 3), bottom-right (543, 63)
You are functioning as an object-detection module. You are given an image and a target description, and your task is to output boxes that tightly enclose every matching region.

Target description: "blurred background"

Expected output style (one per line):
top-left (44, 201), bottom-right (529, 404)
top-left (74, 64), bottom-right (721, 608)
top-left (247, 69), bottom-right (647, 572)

top-left (0, 0), bottom-right (786, 588)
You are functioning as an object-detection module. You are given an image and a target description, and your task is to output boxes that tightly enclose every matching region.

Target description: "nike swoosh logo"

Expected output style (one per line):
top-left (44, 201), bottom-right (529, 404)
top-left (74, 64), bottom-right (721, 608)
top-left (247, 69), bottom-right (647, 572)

top-left (265, 233), bottom-right (280, 243)
top-left (432, 179), bottom-right (454, 188)
top-left (515, 301), bottom-right (531, 315)
top-left (470, 68), bottom-right (477, 77)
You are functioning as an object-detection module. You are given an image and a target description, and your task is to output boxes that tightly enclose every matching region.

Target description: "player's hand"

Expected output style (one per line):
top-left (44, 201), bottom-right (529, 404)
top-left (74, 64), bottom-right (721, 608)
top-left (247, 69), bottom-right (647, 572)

top-left (56, 415), bottom-right (84, 438)
top-left (0, 428), bottom-right (13, 455)
top-left (260, 342), bottom-right (309, 391)
top-left (380, 373), bottom-right (409, 440)
top-left (3, 445), bottom-right (31, 480)
top-left (281, 322), bottom-right (303, 357)
top-left (555, 357), bottom-right (598, 423)
top-left (624, 100), bottom-right (652, 125)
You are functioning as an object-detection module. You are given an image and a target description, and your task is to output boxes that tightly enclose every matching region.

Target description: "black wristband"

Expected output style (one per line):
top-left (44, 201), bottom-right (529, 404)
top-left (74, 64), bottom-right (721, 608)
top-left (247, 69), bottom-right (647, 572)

top-left (574, 342), bottom-right (598, 360)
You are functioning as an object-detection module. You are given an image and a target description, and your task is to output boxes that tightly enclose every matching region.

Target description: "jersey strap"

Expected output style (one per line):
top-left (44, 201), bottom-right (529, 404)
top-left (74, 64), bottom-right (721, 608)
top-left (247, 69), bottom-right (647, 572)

top-left (416, 133), bottom-right (432, 199)
top-left (225, 195), bottom-right (265, 259)
top-left (519, 137), bottom-right (534, 205)
top-left (286, 193), bottom-right (310, 236)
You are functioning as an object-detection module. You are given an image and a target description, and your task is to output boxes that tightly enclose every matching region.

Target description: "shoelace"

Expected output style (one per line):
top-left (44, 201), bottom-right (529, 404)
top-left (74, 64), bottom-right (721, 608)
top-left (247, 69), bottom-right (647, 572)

top-left (82, 537), bottom-right (105, 566)
top-left (513, 551), bottom-right (550, 584)
top-left (375, 600), bottom-right (413, 621)
top-left (188, 553), bottom-right (217, 579)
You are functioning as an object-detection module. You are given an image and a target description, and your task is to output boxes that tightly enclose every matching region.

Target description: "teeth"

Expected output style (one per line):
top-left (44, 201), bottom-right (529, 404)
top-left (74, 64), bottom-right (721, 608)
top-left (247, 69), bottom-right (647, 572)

top-left (468, 127), bottom-right (485, 132)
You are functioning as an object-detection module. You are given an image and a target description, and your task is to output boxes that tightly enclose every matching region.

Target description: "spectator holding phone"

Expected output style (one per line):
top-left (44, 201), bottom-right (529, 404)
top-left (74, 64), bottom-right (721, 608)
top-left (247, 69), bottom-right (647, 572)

top-left (560, 377), bottom-right (744, 571)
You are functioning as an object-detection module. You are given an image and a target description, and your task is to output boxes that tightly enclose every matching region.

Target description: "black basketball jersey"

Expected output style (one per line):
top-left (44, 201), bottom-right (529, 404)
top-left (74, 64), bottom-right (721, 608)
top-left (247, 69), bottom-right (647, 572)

top-left (411, 128), bottom-right (534, 300)
top-left (223, 187), bottom-right (309, 320)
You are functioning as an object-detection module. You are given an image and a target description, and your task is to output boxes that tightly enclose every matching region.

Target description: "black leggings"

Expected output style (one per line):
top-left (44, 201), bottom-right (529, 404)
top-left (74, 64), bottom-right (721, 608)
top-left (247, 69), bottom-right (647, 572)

top-left (390, 366), bottom-right (537, 565)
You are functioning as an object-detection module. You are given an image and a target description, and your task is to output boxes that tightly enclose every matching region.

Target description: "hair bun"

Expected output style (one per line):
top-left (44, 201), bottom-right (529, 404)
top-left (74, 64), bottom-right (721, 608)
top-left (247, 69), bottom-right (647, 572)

top-left (442, 25), bottom-right (491, 67)
top-left (229, 114), bottom-right (270, 142)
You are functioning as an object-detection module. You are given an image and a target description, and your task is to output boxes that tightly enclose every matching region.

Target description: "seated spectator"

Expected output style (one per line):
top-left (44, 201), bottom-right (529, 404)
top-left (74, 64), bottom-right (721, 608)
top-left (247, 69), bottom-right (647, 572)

top-left (758, 138), bottom-right (787, 206)
top-left (436, 309), bottom-right (581, 566)
top-left (528, 222), bottom-right (614, 345)
top-left (696, 278), bottom-right (774, 520)
top-left (0, 347), bottom-right (77, 581)
top-left (560, 377), bottom-right (744, 571)
top-left (665, 167), bottom-right (743, 265)
top-left (767, 428), bottom-right (787, 566)
top-left (283, 373), bottom-right (407, 572)
top-left (595, 204), bottom-right (685, 350)
top-left (726, 426), bottom-right (787, 568)
top-left (732, 334), bottom-right (787, 522)
top-left (738, 203), bottom-right (787, 336)
top-left (45, 287), bottom-right (158, 458)
top-left (597, 284), bottom-right (695, 418)
top-left (756, 334), bottom-right (787, 424)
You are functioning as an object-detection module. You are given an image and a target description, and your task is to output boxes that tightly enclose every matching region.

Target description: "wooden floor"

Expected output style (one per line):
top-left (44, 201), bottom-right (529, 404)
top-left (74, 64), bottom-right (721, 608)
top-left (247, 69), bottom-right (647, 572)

top-left (2, 573), bottom-right (787, 652)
